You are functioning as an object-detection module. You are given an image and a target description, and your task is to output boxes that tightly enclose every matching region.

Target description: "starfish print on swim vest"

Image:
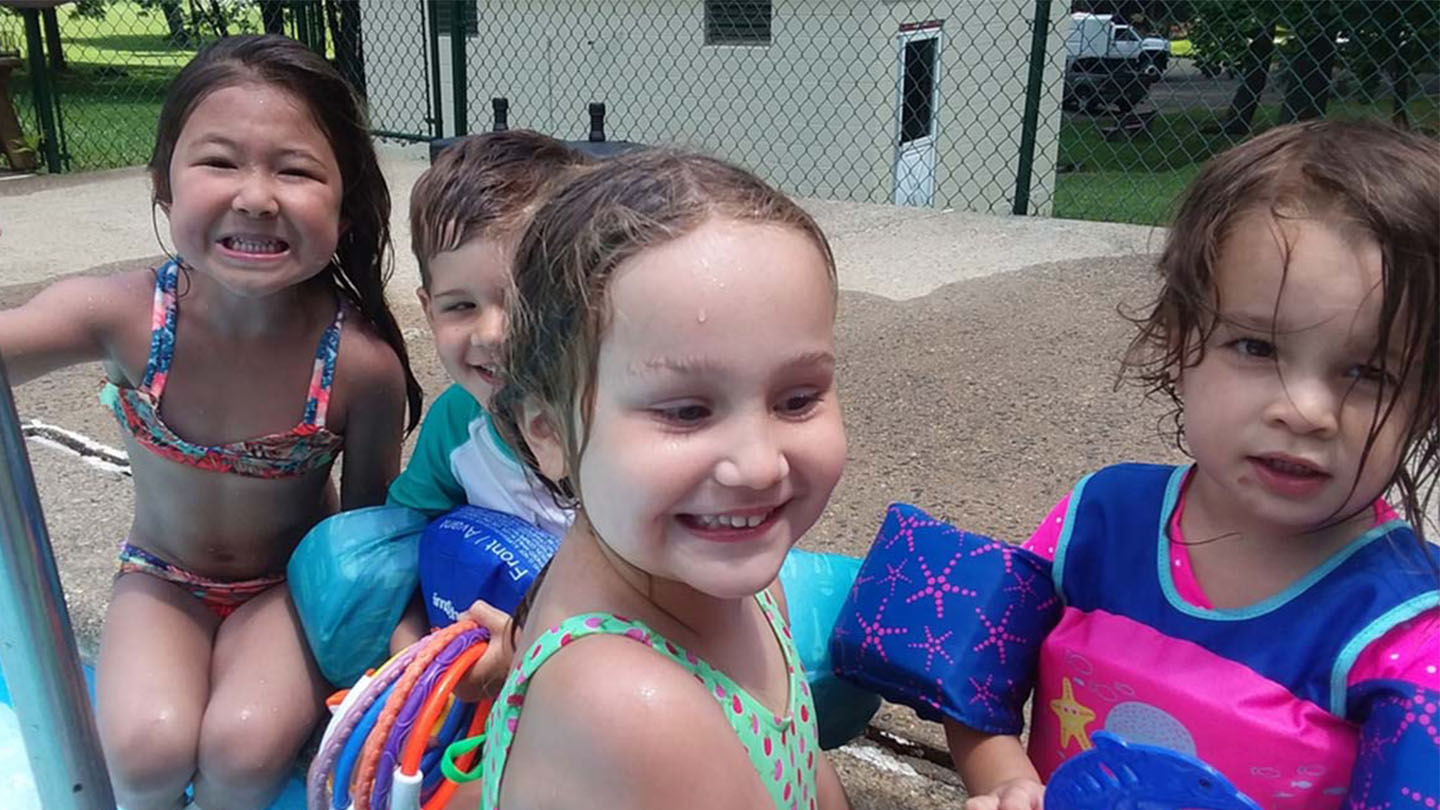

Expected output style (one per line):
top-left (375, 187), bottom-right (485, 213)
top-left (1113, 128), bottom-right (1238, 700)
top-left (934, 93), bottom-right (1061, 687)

top-left (1050, 676), bottom-right (1096, 753)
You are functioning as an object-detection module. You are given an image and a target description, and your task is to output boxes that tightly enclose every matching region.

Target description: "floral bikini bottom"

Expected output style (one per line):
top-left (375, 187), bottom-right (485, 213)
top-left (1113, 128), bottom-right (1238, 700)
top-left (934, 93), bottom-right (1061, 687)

top-left (117, 542), bottom-right (284, 619)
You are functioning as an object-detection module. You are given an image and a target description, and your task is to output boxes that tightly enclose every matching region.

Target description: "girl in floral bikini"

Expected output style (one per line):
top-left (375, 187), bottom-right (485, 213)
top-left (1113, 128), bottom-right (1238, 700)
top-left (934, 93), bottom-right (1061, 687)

top-left (0, 36), bottom-right (420, 810)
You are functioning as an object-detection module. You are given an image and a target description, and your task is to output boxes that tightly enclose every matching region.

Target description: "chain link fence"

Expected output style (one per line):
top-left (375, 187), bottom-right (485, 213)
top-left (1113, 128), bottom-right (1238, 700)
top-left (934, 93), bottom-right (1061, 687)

top-left (0, 1), bottom-right (413, 174)
top-left (2, 1), bottom-right (1436, 226)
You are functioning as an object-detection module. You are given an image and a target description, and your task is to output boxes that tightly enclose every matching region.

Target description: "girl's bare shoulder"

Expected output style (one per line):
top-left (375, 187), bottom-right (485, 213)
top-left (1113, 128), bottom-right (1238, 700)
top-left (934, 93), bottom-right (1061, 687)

top-left (508, 632), bottom-right (769, 808)
top-left (326, 308), bottom-right (407, 433)
top-left (332, 309), bottom-right (405, 393)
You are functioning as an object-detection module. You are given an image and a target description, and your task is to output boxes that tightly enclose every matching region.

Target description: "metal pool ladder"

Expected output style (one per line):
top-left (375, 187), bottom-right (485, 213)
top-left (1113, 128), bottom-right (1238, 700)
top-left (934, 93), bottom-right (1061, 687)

top-left (0, 355), bottom-right (115, 808)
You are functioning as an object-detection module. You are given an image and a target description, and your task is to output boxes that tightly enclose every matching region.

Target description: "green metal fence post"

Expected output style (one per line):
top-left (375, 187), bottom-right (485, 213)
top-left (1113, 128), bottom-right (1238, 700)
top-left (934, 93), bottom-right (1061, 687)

top-left (310, 0), bottom-right (327, 54)
top-left (1012, 0), bottom-right (1051, 216)
top-left (426, 0), bottom-right (444, 138)
top-left (19, 9), bottom-right (61, 173)
top-left (294, 1), bottom-right (316, 53)
top-left (290, 1), bottom-right (305, 46)
top-left (449, 0), bottom-right (467, 135)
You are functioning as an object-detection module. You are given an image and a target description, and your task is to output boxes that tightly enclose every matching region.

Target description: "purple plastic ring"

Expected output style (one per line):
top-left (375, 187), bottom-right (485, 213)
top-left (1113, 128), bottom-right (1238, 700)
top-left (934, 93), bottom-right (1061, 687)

top-left (370, 628), bottom-right (484, 808)
top-left (306, 642), bottom-right (423, 809)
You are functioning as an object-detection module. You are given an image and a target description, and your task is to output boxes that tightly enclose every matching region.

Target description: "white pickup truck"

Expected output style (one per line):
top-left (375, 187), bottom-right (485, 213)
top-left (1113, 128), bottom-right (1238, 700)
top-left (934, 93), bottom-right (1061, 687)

top-left (1066, 12), bottom-right (1170, 77)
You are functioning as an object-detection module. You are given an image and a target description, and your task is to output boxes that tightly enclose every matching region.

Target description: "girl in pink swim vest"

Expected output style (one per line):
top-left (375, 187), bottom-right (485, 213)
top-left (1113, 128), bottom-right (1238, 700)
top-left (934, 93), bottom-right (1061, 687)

top-left (950, 121), bottom-right (1440, 810)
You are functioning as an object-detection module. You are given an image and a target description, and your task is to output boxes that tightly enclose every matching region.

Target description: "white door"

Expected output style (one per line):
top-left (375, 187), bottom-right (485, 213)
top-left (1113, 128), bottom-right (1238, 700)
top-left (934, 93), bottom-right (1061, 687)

top-left (893, 25), bottom-right (942, 207)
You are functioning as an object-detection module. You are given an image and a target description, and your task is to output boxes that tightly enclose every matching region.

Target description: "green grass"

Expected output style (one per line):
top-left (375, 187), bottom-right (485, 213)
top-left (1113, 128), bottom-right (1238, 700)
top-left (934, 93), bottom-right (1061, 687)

top-left (9, 62), bottom-right (175, 171)
top-left (2, 1), bottom-right (265, 171)
top-left (1054, 167), bottom-right (1198, 226)
top-left (1053, 97), bottom-right (1440, 224)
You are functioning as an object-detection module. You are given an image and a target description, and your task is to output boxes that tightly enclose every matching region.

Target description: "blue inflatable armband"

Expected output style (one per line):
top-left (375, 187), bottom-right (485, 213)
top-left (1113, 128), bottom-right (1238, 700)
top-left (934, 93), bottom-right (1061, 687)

top-left (419, 506), bottom-right (561, 626)
top-left (289, 505), bottom-right (430, 687)
top-left (1045, 732), bottom-right (1261, 810)
top-left (830, 503), bottom-right (1062, 733)
top-left (778, 549), bottom-right (882, 749)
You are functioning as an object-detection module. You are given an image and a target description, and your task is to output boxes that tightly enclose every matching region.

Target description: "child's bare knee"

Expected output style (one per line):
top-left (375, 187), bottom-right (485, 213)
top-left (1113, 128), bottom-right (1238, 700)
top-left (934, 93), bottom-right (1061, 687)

top-left (103, 708), bottom-right (198, 798)
top-left (197, 709), bottom-right (303, 785)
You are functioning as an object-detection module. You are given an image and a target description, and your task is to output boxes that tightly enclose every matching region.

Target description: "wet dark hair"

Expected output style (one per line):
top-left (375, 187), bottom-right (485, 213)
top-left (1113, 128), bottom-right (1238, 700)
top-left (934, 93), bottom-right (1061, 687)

top-left (149, 34), bottom-right (422, 432)
top-left (492, 149), bottom-right (837, 635)
top-left (1123, 120), bottom-right (1439, 540)
top-left (409, 130), bottom-right (593, 289)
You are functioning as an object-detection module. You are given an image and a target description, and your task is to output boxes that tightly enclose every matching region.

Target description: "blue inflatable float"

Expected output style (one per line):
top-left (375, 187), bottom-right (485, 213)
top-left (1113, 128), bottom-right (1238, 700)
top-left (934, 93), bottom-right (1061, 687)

top-left (291, 505), bottom-right (881, 749)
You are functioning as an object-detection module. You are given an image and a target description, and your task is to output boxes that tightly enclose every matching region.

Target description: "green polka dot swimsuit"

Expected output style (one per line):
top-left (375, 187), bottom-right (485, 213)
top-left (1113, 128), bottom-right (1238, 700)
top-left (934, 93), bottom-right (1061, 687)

top-left (479, 589), bottom-right (822, 810)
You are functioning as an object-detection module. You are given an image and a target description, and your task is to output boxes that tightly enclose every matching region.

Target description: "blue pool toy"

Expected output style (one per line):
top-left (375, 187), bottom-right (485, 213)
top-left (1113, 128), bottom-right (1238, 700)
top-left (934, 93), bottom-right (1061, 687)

top-left (779, 548), bottom-right (882, 749)
top-left (289, 505), bottom-right (432, 687)
top-left (420, 507), bottom-right (879, 750)
top-left (1044, 732), bottom-right (1261, 810)
top-left (419, 505), bottom-right (562, 627)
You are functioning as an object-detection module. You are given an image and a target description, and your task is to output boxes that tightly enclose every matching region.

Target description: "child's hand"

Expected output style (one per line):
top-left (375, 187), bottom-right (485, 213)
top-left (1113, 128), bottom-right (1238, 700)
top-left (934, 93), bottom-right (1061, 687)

top-left (963, 777), bottom-right (1044, 810)
top-left (455, 598), bottom-right (517, 703)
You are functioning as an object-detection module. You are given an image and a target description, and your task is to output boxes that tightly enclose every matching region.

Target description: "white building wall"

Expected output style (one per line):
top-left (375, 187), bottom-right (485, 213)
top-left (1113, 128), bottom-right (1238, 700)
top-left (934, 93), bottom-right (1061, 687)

top-left (884, 0), bottom-right (1067, 214)
top-left (359, 0), bottom-right (1064, 214)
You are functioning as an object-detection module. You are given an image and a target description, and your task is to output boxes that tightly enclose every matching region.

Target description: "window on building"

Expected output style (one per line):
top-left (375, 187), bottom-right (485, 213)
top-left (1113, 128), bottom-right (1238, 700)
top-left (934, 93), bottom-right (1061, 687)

top-left (900, 37), bottom-right (937, 144)
top-left (434, 0), bottom-right (479, 38)
top-left (705, 1), bottom-right (772, 46)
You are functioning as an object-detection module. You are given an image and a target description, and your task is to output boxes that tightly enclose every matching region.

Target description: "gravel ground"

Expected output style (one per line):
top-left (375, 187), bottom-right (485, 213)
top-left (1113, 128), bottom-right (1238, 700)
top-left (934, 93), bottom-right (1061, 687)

top-left (815, 254), bottom-right (1184, 554)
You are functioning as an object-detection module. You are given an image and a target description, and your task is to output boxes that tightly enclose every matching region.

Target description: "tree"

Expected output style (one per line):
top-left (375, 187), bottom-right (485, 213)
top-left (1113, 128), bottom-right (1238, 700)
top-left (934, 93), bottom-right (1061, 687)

top-left (1221, 20), bottom-right (1276, 134)
top-left (1344, 0), bottom-right (1440, 128)
top-left (1278, 2), bottom-right (1339, 124)
top-left (195, 0), bottom-right (232, 38)
top-left (249, 2), bottom-right (367, 98)
top-left (1190, 0), bottom-right (1438, 132)
top-left (147, 0), bottom-right (194, 48)
top-left (41, 0), bottom-right (112, 70)
top-left (326, 0), bottom-right (365, 97)
top-left (259, 0), bottom-right (285, 35)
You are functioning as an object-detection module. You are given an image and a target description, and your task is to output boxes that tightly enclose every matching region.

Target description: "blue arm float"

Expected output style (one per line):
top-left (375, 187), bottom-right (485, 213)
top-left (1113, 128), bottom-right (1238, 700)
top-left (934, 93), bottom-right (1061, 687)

top-left (1344, 680), bottom-right (1440, 806)
top-left (1045, 732), bottom-right (1261, 810)
top-left (778, 548), bottom-right (883, 749)
top-left (288, 505), bottom-right (430, 687)
top-left (830, 503), bottom-right (1062, 733)
top-left (418, 513), bottom-right (882, 749)
top-left (418, 505), bottom-right (562, 626)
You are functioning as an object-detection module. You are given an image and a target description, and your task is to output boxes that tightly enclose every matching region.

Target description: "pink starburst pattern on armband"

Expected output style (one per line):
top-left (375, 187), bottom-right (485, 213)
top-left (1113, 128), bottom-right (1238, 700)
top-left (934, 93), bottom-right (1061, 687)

top-left (1005, 566), bottom-right (1043, 601)
top-left (967, 537), bottom-right (1016, 573)
top-left (968, 674), bottom-right (1004, 709)
top-left (904, 551), bottom-right (978, 619)
top-left (971, 603), bottom-right (1028, 667)
top-left (906, 626), bottom-right (956, 672)
top-left (849, 597), bottom-right (908, 663)
top-left (876, 561), bottom-right (913, 597)
top-left (880, 509), bottom-right (956, 554)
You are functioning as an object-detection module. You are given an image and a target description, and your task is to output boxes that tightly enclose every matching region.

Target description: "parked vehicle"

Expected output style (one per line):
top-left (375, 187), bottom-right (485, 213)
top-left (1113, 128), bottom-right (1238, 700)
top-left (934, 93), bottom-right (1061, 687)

top-left (1066, 12), bottom-right (1170, 77)
top-left (1062, 59), bottom-right (1155, 115)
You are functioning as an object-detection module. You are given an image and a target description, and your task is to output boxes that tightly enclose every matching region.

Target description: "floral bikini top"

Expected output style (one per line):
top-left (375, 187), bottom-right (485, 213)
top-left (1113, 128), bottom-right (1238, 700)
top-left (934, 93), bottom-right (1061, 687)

top-left (99, 259), bottom-right (345, 478)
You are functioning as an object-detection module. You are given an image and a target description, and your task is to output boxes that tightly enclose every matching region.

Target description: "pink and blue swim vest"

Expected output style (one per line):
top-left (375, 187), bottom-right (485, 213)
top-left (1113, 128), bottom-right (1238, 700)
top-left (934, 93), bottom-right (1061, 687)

top-left (833, 463), bottom-right (1439, 808)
